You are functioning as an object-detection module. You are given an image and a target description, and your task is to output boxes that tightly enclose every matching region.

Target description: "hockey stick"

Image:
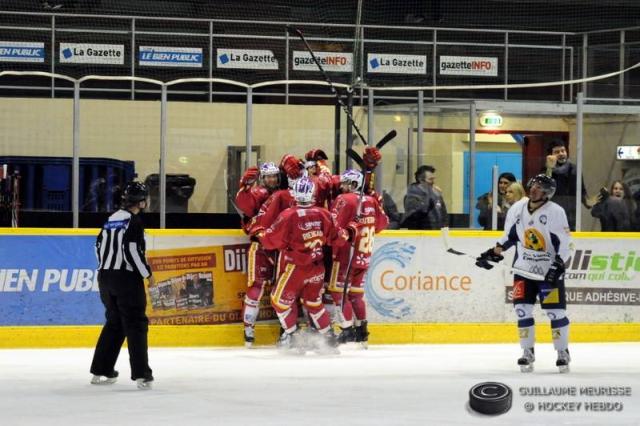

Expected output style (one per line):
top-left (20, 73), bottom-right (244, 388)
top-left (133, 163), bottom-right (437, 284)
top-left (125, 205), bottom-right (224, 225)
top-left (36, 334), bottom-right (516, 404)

top-left (287, 26), bottom-right (369, 147)
top-left (223, 168), bottom-right (245, 218)
top-left (376, 129), bottom-right (397, 150)
top-left (440, 227), bottom-right (546, 281)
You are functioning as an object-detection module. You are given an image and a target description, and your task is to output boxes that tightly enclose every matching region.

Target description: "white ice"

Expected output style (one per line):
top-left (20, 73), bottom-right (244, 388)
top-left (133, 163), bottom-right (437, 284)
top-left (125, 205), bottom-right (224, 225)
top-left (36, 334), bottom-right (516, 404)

top-left (1, 343), bottom-right (639, 426)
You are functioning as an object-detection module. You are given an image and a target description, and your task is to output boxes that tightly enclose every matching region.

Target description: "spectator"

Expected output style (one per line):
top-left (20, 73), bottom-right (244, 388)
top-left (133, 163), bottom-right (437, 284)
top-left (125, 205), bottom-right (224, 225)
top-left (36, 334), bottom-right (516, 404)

top-left (505, 181), bottom-right (526, 206)
top-left (476, 172), bottom-right (517, 230)
top-left (543, 139), bottom-right (597, 230)
top-left (401, 165), bottom-right (448, 229)
top-left (381, 190), bottom-right (402, 230)
top-left (591, 180), bottom-right (637, 231)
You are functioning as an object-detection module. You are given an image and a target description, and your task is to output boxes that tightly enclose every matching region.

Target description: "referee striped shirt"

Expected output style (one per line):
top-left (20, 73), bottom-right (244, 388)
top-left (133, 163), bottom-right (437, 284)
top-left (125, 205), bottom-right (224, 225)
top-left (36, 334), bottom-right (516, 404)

top-left (95, 209), bottom-right (152, 278)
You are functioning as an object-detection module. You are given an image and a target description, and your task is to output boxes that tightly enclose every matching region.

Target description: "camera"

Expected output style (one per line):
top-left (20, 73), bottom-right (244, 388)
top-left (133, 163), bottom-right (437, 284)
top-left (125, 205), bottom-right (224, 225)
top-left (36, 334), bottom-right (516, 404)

top-left (599, 187), bottom-right (609, 199)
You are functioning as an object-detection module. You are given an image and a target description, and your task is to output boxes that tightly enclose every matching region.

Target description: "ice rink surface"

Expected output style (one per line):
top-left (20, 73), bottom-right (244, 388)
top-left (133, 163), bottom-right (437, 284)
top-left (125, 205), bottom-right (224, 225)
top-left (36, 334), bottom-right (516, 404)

top-left (1, 343), bottom-right (639, 426)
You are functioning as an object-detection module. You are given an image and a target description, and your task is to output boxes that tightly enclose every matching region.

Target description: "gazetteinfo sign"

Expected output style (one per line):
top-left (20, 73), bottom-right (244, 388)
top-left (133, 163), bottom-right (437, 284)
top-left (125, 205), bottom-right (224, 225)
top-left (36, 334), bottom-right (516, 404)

top-left (0, 232), bottom-right (638, 326)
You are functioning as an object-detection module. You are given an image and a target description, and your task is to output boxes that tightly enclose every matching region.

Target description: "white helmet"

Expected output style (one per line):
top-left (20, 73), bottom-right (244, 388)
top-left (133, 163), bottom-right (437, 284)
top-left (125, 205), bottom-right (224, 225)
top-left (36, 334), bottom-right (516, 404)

top-left (259, 162), bottom-right (280, 178)
top-left (340, 169), bottom-right (363, 192)
top-left (292, 176), bottom-right (315, 206)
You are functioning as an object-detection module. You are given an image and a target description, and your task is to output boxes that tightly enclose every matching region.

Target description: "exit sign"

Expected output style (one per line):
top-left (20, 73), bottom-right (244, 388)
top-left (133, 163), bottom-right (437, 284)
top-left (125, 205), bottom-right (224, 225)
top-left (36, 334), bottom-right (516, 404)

top-left (479, 113), bottom-right (503, 127)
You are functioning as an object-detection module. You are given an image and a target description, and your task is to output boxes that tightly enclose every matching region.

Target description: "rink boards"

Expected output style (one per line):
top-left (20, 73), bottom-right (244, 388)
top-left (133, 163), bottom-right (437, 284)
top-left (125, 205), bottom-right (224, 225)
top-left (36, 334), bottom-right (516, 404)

top-left (0, 228), bottom-right (639, 347)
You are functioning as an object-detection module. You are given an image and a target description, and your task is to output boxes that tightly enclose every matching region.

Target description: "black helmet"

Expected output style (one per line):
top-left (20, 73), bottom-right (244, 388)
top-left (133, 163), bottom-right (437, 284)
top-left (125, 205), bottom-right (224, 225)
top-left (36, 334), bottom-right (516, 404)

top-left (527, 174), bottom-right (556, 199)
top-left (122, 181), bottom-right (149, 206)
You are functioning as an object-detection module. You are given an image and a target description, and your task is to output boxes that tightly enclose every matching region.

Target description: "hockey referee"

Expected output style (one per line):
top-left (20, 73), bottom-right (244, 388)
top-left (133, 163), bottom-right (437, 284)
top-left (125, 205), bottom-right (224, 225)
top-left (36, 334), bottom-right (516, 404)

top-left (90, 181), bottom-right (155, 390)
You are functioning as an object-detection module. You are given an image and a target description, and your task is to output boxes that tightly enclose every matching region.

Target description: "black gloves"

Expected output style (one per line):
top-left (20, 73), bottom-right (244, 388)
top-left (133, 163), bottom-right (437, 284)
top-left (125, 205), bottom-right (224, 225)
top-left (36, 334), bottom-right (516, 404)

top-left (475, 247), bottom-right (504, 270)
top-left (545, 255), bottom-right (566, 285)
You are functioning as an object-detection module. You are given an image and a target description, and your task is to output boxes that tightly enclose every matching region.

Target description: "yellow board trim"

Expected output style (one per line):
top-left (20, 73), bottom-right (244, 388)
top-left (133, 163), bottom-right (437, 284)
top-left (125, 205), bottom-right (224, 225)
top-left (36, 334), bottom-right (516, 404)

top-left (1, 323), bottom-right (638, 348)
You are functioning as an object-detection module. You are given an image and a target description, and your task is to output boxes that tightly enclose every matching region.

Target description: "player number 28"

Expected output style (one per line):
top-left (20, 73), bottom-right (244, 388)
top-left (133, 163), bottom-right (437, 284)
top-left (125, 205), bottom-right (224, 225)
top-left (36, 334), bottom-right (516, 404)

top-left (358, 226), bottom-right (375, 254)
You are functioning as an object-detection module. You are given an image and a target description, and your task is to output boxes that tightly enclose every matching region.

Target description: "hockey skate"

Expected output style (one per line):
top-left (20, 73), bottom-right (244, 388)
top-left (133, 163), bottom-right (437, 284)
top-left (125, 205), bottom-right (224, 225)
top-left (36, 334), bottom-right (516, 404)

top-left (313, 330), bottom-right (340, 355)
top-left (244, 326), bottom-right (255, 349)
top-left (90, 370), bottom-right (118, 385)
top-left (354, 321), bottom-right (369, 349)
top-left (556, 349), bottom-right (571, 373)
top-left (277, 330), bottom-right (306, 355)
top-left (337, 326), bottom-right (356, 344)
top-left (136, 376), bottom-right (154, 390)
top-left (517, 348), bottom-right (535, 373)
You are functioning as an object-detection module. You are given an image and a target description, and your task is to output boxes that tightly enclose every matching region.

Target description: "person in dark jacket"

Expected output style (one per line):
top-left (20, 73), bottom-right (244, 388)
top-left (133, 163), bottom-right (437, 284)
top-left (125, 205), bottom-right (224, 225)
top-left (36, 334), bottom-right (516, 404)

top-left (402, 165), bottom-right (448, 229)
top-left (476, 172), bottom-right (517, 230)
top-left (591, 180), bottom-right (637, 231)
top-left (543, 139), bottom-right (596, 230)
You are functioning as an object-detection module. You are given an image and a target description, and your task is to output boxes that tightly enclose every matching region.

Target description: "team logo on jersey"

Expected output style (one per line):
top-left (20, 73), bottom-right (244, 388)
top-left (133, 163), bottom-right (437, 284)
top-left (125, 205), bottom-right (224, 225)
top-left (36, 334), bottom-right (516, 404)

top-left (539, 214), bottom-right (548, 225)
top-left (523, 228), bottom-right (546, 251)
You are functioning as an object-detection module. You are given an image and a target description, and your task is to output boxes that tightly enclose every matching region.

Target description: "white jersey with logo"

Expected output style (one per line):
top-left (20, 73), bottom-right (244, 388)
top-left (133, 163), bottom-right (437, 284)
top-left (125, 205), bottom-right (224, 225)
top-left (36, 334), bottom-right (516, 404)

top-left (497, 197), bottom-right (572, 278)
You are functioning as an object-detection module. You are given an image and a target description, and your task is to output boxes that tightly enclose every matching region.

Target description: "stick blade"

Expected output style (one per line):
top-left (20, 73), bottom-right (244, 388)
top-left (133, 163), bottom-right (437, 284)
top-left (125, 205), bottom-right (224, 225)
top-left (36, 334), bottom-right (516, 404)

top-left (346, 148), bottom-right (366, 170)
top-left (376, 129), bottom-right (397, 149)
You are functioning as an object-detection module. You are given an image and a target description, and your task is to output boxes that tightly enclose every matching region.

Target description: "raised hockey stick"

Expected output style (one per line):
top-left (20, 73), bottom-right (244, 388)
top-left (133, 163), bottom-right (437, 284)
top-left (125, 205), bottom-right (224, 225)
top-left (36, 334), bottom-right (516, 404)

top-left (287, 26), bottom-right (369, 147)
top-left (440, 227), bottom-right (546, 281)
top-left (376, 129), bottom-right (397, 150)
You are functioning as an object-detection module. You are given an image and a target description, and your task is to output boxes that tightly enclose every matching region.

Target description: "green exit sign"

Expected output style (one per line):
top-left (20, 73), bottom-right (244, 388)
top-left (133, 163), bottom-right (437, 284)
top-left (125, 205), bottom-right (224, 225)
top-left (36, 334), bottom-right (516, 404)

top-left (479, 113), bottom-right (503, 127)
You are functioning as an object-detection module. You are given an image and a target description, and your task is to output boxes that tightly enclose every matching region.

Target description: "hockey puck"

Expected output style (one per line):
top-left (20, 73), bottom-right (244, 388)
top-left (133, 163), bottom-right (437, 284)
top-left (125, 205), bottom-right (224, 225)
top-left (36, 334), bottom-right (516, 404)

top-left (468, 382), bottom-right (512, 415)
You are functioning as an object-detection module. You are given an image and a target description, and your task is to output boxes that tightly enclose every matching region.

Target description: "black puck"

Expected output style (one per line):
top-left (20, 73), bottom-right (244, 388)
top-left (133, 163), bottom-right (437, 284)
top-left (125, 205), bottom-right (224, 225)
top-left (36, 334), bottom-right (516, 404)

top-left (469, 382), bottom-right (512, 415)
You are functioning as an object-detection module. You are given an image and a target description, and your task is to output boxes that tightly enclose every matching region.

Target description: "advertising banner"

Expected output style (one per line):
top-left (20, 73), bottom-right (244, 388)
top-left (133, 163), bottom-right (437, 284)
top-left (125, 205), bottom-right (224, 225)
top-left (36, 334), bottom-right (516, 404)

top-left (292, 51), bottom-right (353, 72)
top-left (367, 53), bottom-right (427, 74)
top-left (216, 48), bottom-right (278, 70)
top-left (59, 43), bottom-right (124, 65)
top-left (1, 232), bottom-right (638, 326)
top-left (145, 244), bottom-right (275, 325)
top-left (139, 46), bottom-right (203, 68)
top-left (0, 41), bottom-right (45, 63)
top-left (439, 55), bottom-right (498, 76)
top-left (0, 235), bottom-right (102, 325)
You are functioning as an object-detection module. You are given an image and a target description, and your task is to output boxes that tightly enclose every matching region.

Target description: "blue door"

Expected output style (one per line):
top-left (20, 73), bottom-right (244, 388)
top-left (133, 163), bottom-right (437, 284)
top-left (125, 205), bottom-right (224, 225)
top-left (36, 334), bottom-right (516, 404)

top-left (463, 152), bottom-right (522, 228)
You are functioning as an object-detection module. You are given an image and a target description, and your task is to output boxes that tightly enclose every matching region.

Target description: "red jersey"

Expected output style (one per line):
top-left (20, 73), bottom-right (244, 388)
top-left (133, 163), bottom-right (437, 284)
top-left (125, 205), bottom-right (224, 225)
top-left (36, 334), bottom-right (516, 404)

top-left (235, 185), bottom-right (271, 234)
top-left (249, 188), bottom-right (295, 235)
top-left (331, 192), bottom-right (389, 269)
top-left (261, 206), bottom-right (347, 266)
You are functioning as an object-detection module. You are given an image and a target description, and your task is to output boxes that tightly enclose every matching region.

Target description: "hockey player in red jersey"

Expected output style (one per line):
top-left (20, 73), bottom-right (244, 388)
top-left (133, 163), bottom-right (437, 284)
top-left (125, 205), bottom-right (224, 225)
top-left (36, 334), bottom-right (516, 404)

top-left (235, 162), bottom-right (280, 347)
top-left (329, 169), bottom-right (389, 347)
top-left (258, 177), bottom-right (348, 353)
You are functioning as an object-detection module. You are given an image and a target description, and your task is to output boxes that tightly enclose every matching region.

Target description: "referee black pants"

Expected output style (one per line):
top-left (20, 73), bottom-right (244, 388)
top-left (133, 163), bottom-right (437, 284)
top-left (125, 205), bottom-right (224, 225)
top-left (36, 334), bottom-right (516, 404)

top-left (90, 270), bottom-right (153, 381)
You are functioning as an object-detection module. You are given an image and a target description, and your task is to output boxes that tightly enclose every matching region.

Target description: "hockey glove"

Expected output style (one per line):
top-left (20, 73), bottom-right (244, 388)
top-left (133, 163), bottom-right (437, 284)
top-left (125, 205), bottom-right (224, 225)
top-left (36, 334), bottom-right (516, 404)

top-left (475, 247), bottom-right (504, 270)
top-left (280, 154), bottom-right (303, 179)
top-left (544, 255), bottom-right (565, 286)
top-left (305, 149), bottom-right (328, 162)
top-left (363, 146), bottom-right (382, 170)
top-left (346, 221), bottom-right (360, 242)
top-left (240, 166), bottom-right (260, 186)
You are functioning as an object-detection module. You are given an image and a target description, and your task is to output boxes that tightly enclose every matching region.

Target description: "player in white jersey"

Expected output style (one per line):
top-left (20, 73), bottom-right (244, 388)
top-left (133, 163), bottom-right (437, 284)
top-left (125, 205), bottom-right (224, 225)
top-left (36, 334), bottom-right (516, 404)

top-left (475, 174), bottom-right (572, 373)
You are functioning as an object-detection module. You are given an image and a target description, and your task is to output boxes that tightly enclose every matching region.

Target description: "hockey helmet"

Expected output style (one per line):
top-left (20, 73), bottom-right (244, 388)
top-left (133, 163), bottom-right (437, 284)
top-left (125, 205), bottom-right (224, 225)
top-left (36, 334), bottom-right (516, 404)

top-left (292, 176), bottom-right (315, 206)
top-left (340, 169), bottom-right (363, 192)
top-left (527, 174), bottom-right (557, 199)
top-left (259, 162), bottom-right (280, 178)
top-left (122, 181), bottom-right (149, 206)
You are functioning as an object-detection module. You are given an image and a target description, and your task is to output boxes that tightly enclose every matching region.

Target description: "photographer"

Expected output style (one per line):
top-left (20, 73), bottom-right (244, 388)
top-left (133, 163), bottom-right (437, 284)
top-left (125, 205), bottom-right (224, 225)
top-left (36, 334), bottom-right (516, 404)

top-left (591, 180), bottom-right (636, 231)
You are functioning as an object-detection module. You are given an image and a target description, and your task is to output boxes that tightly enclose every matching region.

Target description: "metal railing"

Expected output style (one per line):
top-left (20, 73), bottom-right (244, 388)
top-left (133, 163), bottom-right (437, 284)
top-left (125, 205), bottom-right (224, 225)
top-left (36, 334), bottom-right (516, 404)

top-left (0, 10), bottom-right (585, 103)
